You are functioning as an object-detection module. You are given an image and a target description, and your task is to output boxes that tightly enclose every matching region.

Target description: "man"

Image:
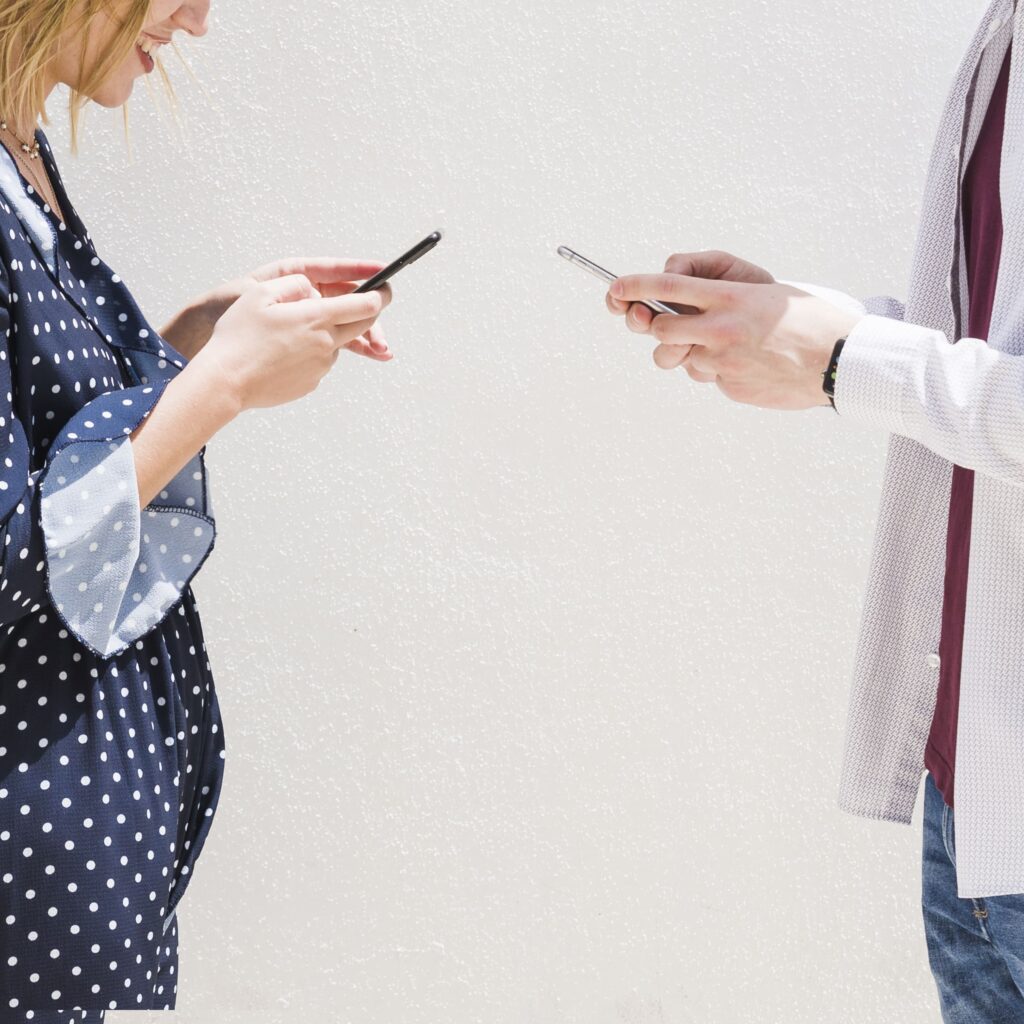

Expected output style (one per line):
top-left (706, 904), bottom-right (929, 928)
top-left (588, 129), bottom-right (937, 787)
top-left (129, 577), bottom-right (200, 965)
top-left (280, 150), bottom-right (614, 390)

top-left (607, 2), bottom-right (1024, 1018)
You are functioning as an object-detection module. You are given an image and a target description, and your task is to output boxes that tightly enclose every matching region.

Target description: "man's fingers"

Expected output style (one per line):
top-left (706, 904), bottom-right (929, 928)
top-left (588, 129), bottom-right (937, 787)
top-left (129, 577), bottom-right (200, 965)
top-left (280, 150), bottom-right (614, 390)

top-left (606, 293), bottom-right (629, 316)
top-left (627, 303), bottom-right (654, 333)
top-left (649, 310), bottom-right (709, 348)
top-left (664, 250), bottom-right (735, 279)
top-left (607, 294), bottom-right (658, 333)
top-left (654, 342), bottom-right (718, 382)
top-left (653, 343), bottom-right (692, 371)
top-left (685, 345), bottom-right (719, 379)
top-left (685, 364), bottom-right (718, 384)
top-left (610, 273), bottom-right (728, 309)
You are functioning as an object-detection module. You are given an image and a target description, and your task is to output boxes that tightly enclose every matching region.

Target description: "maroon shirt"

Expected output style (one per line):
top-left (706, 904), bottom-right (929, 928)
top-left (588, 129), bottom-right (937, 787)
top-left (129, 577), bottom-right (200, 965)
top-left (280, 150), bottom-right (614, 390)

top-left (924, 43), bottom-right (1012, 808)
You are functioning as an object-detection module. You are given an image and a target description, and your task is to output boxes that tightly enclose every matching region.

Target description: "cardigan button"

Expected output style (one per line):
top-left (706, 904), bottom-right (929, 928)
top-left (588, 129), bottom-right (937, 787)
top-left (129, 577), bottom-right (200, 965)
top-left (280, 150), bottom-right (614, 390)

top-left (985, 17), bottom-right (1007, 40)
top-left (926, 652), bottom-right (941, 670)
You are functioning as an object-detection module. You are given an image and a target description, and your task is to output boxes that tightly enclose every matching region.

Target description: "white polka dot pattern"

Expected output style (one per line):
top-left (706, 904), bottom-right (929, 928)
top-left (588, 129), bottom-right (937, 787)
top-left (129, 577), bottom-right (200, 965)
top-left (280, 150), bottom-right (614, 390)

top-left (0, 130), bottom-right (226, 1016)
top-left (0, 150), bottom-right (56, 273)
top-left (39, 389), bottom-right (215, 658)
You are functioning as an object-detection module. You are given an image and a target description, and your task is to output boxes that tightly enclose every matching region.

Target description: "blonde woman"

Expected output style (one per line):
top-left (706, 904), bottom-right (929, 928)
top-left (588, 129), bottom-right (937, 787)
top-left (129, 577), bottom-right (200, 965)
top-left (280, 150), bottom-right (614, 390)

top-left (0, 2), bottom-right (395, 1020)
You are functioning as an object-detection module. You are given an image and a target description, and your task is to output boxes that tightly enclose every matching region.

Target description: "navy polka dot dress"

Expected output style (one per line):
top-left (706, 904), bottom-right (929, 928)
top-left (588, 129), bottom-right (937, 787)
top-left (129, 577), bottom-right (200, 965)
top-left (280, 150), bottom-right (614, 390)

top-left (0, 130), bottom-right (226, 1022)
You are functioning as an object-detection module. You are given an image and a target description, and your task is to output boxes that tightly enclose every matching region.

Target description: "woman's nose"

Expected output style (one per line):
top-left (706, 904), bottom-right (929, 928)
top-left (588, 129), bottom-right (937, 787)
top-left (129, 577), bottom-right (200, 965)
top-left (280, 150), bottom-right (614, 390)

top-left (173, 0), bottom-right (211, 38)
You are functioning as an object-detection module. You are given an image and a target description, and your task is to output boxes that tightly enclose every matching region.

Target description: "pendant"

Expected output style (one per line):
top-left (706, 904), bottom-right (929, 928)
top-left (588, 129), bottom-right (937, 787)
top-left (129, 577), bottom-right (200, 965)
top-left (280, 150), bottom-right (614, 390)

top-left (0, 119), bottom-right (40, 159)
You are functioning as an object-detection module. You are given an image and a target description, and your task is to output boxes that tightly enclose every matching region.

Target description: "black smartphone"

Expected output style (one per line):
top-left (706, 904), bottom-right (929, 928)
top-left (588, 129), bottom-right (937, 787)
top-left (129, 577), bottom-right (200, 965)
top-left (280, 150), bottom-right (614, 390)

top-left (355, 231), bottom-right (443, 293)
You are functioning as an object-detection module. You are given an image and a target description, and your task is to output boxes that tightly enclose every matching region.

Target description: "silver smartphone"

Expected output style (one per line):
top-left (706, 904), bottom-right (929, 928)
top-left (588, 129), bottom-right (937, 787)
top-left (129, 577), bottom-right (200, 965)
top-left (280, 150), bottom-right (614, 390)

top-left (557, 245), bottom-right (682, 316)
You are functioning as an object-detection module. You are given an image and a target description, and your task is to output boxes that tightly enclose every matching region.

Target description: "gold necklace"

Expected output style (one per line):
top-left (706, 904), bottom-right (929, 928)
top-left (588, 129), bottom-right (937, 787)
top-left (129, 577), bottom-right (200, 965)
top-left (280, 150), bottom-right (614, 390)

top-left (0, 118), bottom-right (40, 160)
top-left (0, 119), bottom-right (62, 220)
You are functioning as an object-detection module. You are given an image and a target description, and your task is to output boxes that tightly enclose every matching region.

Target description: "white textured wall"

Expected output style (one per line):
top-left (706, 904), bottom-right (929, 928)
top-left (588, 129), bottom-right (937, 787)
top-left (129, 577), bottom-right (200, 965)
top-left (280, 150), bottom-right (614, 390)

top-left (43, 1), bottom-right (987, 1021)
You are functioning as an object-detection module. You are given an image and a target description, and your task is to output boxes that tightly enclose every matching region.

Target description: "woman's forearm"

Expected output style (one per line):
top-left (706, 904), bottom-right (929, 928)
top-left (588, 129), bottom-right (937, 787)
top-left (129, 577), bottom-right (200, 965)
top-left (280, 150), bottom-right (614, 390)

top-left (159, 280), bottom-right (244, 361)
top-left (159, 301), bottom-right (218, 361)
top-left (130, 353), bottom-right (242, 507)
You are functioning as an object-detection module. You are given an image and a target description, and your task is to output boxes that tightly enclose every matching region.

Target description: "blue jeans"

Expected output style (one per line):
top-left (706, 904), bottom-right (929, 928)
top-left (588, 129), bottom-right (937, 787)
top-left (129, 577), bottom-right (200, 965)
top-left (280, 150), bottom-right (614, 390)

top-left (923, 772), bottom-right (1024, 1022)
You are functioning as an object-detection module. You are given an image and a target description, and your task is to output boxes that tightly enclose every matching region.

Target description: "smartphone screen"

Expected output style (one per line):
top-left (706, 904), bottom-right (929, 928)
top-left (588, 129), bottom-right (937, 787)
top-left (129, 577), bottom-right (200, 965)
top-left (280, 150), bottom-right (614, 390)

top-left (355, 231), bottom-right (443, 293)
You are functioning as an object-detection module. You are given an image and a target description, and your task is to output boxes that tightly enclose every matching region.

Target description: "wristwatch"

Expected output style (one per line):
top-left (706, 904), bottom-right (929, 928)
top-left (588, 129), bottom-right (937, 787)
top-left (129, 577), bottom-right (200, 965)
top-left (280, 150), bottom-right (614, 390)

top-left (822, 337), bottom-right (847, 411)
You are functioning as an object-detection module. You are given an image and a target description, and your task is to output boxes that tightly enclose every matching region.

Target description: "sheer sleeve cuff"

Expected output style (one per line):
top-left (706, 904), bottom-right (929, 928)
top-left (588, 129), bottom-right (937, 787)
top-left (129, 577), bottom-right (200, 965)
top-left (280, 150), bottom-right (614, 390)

top-left (39, 383), bottom-right (216, 658)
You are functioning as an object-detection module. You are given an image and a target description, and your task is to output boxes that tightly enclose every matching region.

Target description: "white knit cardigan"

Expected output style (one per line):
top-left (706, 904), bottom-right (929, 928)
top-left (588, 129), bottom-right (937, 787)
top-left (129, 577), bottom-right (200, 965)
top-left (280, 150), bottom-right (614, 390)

top-left (832, 0), bottom-right (1024, 897)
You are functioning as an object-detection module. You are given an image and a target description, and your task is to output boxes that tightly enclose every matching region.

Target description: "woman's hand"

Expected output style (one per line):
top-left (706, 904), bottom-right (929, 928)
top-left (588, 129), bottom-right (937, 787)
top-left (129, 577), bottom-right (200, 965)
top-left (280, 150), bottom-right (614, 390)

top-left (190, 272), bottom-right (393, 412)
top-left (160, 257), bottom-right (392, 362)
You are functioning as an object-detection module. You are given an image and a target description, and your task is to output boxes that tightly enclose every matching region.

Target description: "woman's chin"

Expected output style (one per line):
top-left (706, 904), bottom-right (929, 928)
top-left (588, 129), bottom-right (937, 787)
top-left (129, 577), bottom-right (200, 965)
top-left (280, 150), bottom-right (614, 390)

top-left (89, 77), bottom-right (137, 109)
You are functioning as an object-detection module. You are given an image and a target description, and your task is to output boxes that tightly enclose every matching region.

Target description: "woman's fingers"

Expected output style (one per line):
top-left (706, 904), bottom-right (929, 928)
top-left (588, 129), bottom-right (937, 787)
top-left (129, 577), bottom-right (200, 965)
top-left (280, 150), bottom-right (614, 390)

top-left (363, 323), bottom-right (390, 354)
top-left (262, 273), bottom-right (322, 304)
top-left (317, 281), bottom-right (360, 300)
top-left (342, 319), bottom-right (393, 360)
top-left (345, 323), bottom-right (392, 360)
top-left (344, 335), bottom-right (394, 361)
top-left (305, 283), bottom-right (393, 327)
top-left (254, 257), bottom-right (386, 286)
top-left (328, 315), bottom-right (383, 350)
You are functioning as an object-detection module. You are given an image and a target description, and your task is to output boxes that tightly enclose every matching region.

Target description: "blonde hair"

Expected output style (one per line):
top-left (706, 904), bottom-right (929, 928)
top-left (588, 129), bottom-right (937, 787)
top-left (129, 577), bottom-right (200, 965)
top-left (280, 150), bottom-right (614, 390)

top-left (0, 0), bottom-right (175, 152)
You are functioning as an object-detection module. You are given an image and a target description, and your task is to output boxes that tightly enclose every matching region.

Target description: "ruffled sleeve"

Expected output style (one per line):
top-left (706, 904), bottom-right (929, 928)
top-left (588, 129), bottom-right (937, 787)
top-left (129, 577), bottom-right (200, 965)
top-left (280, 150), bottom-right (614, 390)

top-left (0, 266), bottom-right (216, 658)
top-left (39, 382), bottom-right (215, 657)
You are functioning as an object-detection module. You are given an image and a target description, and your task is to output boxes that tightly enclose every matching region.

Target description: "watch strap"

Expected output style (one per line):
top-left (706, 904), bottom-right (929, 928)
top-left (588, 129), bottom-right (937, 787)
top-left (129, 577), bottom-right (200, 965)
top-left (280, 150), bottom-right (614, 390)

top-left (822, 337), bottom-right (847, 410)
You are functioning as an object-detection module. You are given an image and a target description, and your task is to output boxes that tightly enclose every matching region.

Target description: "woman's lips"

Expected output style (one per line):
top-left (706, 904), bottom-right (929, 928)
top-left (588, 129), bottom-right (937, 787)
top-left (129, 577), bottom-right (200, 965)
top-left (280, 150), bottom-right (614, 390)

top-left (136, 42), bottom-right (155, 73)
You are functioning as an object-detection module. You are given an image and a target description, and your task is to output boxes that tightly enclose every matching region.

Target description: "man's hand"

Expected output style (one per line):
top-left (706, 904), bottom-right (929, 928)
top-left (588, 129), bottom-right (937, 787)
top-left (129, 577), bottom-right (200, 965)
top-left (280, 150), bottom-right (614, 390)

top-left (606, 250), bottom-right (776, 334)
top-left (608, 272), bottom-right (864, 411)
top-left (160, 257), bottom-right (392, 362)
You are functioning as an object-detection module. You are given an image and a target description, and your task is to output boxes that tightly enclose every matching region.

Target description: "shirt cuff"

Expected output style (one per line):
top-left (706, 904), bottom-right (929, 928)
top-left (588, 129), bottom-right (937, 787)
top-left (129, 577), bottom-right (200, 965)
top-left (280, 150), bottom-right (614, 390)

top-left (831, 314), bottom-right (936, 432)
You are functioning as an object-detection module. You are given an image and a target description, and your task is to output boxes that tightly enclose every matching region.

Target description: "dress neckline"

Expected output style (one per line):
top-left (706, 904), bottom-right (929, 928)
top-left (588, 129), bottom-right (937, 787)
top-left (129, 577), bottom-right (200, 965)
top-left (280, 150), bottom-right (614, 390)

top-left (1, 129), bottom-right (88, 242)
